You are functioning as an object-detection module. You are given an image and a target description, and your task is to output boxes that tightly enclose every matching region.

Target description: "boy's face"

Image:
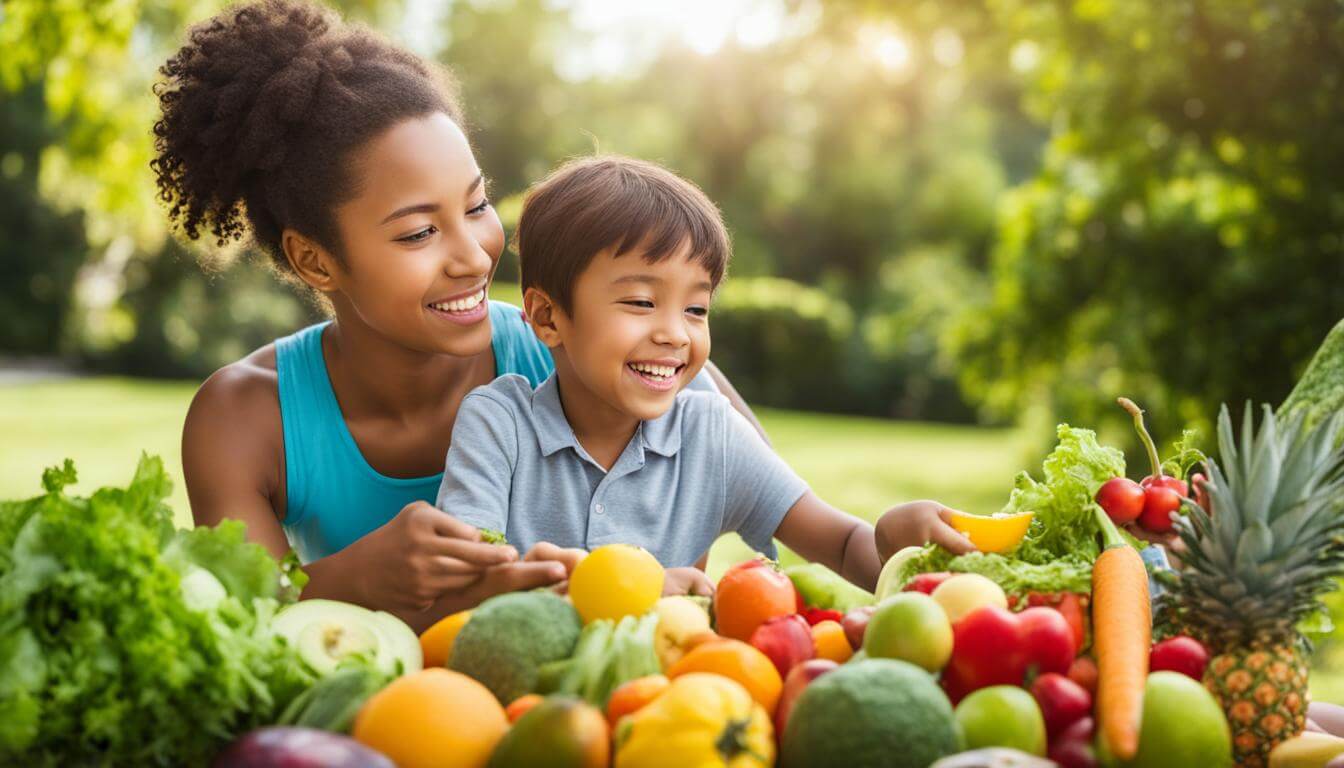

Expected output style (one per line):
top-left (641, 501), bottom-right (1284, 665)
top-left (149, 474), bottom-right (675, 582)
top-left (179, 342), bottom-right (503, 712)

top-left (545, 243), bottom-right (714, 422)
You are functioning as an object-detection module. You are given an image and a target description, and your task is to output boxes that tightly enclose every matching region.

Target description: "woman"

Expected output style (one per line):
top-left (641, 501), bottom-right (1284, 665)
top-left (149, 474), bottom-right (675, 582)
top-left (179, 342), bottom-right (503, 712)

top-left (154, 0), bottom-right (782, 631)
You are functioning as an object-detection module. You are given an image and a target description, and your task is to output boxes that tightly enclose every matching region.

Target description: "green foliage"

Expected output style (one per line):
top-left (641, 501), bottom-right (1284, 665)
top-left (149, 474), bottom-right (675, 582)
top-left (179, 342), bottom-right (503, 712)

top-left (945, 0), bottom-right (1344, 445)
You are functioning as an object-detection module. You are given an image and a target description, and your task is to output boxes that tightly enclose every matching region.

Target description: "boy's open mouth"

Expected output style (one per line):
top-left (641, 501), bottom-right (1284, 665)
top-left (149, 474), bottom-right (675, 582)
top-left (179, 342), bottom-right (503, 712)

top-left (626, 360), bottom-right (686, 391)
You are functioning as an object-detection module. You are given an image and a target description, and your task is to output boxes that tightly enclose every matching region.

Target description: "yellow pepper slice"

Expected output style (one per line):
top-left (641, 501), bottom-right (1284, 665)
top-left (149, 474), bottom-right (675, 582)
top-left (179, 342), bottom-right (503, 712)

top-left (947, 510), bottom-right (1035, 554)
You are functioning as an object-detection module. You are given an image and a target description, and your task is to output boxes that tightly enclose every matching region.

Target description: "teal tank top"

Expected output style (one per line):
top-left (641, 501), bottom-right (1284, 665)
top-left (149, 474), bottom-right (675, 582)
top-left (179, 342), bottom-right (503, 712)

top-left (276, 301), bottom-right (554, 563)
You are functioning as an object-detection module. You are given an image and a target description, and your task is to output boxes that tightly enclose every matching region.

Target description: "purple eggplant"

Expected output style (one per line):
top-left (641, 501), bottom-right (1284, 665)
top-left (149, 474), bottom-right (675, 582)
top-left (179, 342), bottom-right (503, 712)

top-left (212, 727), bottom-right (394, 768)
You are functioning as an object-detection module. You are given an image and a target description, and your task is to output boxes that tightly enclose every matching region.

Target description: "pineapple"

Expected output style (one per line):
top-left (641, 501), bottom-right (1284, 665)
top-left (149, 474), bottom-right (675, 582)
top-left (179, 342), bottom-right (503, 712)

top-left (1158, 403), bottom-right (1344, 767)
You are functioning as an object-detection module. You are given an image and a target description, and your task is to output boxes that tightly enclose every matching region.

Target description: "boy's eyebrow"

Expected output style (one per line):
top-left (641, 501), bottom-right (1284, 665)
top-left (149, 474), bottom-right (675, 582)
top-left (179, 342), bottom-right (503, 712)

top-left (612, 274), bottom-right (714, 292)
top-left (379, 175), bottom-right (485, 225)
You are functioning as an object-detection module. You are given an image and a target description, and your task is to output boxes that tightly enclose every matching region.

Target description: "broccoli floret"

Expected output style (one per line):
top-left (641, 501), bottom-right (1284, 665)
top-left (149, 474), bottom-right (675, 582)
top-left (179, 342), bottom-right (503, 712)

top-left (448, 591), bottom-right (581, 704)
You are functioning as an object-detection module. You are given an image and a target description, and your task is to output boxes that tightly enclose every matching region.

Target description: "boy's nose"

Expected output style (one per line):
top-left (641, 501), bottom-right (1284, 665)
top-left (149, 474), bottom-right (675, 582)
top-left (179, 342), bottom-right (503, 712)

top-left (652, 314), bottom-right (691, 347)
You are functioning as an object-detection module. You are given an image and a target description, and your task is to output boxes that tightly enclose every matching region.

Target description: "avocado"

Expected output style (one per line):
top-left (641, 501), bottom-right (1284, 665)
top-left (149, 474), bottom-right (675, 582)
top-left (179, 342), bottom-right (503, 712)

top-left (273, 599), bottom-right (420, 677)
top-left (781, 659), bottom-right (961, 768)
top-left (449, 591), bottom-right (582, 704)
top-left (487, 696), bottom-right (609, 767)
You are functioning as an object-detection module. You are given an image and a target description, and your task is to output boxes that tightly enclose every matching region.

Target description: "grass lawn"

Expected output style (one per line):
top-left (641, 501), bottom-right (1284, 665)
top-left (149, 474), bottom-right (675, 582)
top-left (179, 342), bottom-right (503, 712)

top-left (3, 375), bottom-right (1342, 702)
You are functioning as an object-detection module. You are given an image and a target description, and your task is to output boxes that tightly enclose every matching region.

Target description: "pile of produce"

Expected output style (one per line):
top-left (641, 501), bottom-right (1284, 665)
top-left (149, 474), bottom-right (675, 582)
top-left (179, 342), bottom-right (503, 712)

top-left (6, 322), bottom-right (1344, 767)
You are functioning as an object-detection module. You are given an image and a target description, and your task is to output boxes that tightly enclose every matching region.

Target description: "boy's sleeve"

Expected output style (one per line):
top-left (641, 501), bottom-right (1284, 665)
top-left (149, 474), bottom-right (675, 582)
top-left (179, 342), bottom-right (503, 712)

top-left (720, 401), bottom-right (809, 557)
top-left (435, 391), bottom-right (518, 535)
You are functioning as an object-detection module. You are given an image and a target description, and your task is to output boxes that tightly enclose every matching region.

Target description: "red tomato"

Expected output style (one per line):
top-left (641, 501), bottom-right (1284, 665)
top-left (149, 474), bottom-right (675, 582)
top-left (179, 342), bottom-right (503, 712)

top-left (903, 572), bottom-right (955, 595)
top-left (947, 606), bottom-right (1028, 691)
top-left (1019, 606), bottom-right (1076, 676)
top-left (1096, 476), bottom-right (1145, 525)
top-left (1067, 656), bottom-right (1099, 697)
top-left (1149, 636), bottom-right (1210, 681)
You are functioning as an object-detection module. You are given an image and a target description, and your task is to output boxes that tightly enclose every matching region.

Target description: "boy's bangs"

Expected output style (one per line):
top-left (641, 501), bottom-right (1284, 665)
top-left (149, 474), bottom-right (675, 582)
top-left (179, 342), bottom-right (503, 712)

top-left (602, 184), bottom-right (728, 286)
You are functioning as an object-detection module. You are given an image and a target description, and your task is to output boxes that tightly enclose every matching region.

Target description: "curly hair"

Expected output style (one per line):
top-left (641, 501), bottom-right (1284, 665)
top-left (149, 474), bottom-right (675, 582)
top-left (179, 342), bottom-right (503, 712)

top-left (152, 0), bottom-right (463, 273)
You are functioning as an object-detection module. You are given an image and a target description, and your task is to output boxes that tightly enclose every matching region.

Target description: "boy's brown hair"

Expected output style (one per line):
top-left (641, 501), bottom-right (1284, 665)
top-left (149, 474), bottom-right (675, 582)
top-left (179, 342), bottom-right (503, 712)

top-left (516, 155), bottom-right (730, 313)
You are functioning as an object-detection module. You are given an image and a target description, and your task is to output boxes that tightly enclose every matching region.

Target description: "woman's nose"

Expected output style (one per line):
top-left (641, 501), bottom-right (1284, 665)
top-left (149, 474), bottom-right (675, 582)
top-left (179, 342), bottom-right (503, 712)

top-left (441, 226), bottom-right (494, 277)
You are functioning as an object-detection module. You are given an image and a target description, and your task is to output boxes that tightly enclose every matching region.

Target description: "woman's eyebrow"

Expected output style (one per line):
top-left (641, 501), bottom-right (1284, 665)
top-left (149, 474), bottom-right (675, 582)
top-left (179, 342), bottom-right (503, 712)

top-left (378, 175), bottom-right (485, 225)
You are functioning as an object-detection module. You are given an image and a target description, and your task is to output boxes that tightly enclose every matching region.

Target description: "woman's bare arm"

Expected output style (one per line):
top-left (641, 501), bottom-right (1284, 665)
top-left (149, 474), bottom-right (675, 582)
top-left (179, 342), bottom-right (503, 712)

top-left (704, 360), bottom-right (770, 446)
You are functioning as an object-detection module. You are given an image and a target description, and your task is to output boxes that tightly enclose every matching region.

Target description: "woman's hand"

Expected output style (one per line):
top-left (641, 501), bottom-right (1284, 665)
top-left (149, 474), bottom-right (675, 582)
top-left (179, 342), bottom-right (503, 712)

top-left (663, 566), bottom-right (715, 597)
top-left (873, 500), bottom-right (976, 562)
top-left (330, 500), bottom-right (521, 612)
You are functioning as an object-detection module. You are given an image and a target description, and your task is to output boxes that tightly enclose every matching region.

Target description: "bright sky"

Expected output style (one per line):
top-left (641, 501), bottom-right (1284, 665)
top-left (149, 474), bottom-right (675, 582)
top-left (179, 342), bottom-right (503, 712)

top-left (402, 0), bottom-right (818, 79)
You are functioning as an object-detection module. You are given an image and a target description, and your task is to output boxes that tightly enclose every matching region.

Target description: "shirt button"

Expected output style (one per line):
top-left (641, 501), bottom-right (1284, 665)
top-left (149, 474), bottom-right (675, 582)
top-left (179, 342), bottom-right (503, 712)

top-left (594, 503), bottom-right (605, 515)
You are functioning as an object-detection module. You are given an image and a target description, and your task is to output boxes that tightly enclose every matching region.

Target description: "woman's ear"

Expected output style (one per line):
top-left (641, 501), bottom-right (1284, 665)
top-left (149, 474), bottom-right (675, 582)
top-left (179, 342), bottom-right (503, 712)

top-left (282, 229), bottom-right (341, 293)
top-left (524, 287), bottom-right (563, 349)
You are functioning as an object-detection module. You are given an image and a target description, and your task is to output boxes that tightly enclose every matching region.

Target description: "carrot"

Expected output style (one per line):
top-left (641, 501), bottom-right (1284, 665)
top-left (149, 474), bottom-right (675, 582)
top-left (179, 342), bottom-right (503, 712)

top-left (1090, 504), bottom-right (1151, 761)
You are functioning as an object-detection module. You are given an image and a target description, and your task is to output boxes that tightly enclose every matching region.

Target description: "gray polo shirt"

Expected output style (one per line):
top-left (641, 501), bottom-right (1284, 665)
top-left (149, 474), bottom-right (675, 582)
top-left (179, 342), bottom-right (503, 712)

top-left (435, 374), bottom-right (809, 567)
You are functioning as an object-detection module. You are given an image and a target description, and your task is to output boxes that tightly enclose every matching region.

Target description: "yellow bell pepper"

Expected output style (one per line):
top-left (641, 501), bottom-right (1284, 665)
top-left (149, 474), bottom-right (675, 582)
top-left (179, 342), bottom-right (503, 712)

top-left (947, 510), bottom-right (1035, 553)
top-left (614, 673), bottom-right (775, 768)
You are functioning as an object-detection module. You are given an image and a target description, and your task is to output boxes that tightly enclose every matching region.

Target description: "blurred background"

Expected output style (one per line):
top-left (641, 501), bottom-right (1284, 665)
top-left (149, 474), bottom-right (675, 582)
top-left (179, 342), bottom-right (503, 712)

top-left (2, 0), bottom-right (1343, 691)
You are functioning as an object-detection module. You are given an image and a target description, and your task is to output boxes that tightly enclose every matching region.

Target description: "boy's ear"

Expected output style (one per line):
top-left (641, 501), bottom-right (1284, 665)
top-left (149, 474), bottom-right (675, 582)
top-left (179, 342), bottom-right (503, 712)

top-left (523, 287), bottom-right (563, 349)
top-left (282, 228), bottom-right (341, 292)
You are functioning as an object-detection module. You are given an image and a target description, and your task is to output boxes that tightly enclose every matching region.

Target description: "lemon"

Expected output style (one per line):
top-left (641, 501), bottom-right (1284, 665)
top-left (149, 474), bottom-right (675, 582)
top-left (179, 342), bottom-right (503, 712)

top-left (568, 544), bottom-right (665, 624)
top-left (947, 511), bottom-right (1034, 554)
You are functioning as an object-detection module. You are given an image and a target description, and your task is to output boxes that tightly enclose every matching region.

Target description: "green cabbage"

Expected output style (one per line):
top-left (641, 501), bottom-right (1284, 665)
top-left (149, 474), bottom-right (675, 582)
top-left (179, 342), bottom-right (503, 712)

top-left (0, 456), bottom-right (314, 765)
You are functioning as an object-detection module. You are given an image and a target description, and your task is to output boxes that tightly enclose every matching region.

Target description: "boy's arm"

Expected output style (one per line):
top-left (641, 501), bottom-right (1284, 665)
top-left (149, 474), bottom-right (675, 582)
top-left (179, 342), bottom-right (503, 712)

top-left (773, 496), bottom-right (977, 592)
top-left (436, 392), bottom-right (518, 536)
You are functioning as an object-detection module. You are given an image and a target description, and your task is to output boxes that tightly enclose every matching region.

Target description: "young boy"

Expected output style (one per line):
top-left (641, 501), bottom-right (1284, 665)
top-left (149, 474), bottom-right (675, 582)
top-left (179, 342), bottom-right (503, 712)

top-left (437, 156), bottom-right (974, 594)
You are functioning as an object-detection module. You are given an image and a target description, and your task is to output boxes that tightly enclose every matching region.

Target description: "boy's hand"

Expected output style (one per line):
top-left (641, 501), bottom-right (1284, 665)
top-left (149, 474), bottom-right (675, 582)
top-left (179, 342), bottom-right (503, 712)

top-left (874, 500), bottom-right (976, 562)
top-left (663, 566), bottom-right (715, 597)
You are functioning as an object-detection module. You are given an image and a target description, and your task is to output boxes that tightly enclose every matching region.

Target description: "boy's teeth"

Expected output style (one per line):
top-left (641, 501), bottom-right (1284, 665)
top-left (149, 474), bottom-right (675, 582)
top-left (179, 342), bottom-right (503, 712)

top-left (430, 290), bottom-right (485, 313)
top-left (630, 362), bottom-right (678, 378)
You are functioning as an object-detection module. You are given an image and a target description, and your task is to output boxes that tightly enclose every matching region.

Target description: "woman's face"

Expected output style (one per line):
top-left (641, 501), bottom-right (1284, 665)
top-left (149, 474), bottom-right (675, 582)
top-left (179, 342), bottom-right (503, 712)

top-left (330, 112), bottom-right (504, 357)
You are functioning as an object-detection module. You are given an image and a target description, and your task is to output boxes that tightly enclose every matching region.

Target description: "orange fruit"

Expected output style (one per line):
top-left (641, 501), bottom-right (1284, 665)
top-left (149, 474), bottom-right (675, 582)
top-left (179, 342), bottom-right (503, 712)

top-left (353, 668), bottom-right (507, 768)
top-left (667, 637), bottom-right (783, 715)
top-left (506, 693), bottom-right (545, 723)
top-left (419, 609), bottom-right (472, 668)
top-left (713, 559), bottom-right (798, 642)
top-left (812, 620), bottom-right (854, 663)
top-left (606, 674), bottom-right (671, 727)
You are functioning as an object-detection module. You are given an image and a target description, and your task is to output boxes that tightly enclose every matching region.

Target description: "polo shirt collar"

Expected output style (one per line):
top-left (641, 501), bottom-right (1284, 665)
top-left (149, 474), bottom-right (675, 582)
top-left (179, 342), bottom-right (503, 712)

top-left (530, 373), bottom-right (683, 459)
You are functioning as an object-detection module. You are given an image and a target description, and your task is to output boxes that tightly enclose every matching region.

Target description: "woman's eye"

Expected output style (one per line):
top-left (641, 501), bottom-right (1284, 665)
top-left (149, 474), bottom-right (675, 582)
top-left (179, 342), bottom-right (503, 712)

top-left (397, 226), bottom-right (436, 243)
top-left (468, 198), bottom-right (491, 216)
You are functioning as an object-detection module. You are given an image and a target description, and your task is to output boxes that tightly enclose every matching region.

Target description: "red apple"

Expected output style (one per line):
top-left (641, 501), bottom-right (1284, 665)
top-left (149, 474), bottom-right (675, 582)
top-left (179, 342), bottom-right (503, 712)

top-left (1019, 606), bottom-right (1077, 676)
top-left (903, 572), bottom-right (954, 595)
top-left (841, 606), bottom-right (877, 649)
top-left (774, 658), bottom-right (839, 735)
top-left (749, 614), bottom-right (815, 678)
top-left (1030, 672), bottom-right (1093, 739)
top-left (1149, 635), bottom-right (1210, 681)
top-left (946, 606), bottom-right (1029, 692)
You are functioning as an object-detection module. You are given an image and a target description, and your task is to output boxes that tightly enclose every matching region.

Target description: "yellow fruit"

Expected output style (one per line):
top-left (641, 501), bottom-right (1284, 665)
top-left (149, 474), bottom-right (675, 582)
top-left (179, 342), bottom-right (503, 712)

top-left (931, 573), bottom-right (1008, 623)
top-left (947, 511), bottom-right (1034, 554)
top-left (569, 544), bottom-right (664, 624)
top-left (419, 609), bottom-right (472, 668)
top-left (652, 596), bottom-right (712, 669)
top-left (353, 668), bottom-right (507, 768)
top-left (1268, 731), bottom-right (1344, 768)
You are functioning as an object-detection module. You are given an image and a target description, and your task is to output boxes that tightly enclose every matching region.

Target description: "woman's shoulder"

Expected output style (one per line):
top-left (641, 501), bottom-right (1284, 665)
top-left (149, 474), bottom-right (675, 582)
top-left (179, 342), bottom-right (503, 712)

top-left (488, 299), bottom-right (555, 385)
top-left (184, 344), bottom-right (284, 461)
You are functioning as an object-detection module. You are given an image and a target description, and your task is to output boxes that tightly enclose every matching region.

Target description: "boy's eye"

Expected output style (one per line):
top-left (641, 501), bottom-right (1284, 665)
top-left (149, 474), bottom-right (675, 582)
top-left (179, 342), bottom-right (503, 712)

top-left (686, 306), bottom-right (709, 317)
top-left (621, 299), bottom-right (655, 309)
top-left (397, 226), bottom-right (437, 243)
top-left (468, 198), bottom-right (491, 216)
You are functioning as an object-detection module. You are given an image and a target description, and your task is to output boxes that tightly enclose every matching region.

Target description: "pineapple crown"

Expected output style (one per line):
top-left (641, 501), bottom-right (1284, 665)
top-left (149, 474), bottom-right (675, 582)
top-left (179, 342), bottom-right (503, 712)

top-left (1171, 403), bottom-right (1344, 641)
